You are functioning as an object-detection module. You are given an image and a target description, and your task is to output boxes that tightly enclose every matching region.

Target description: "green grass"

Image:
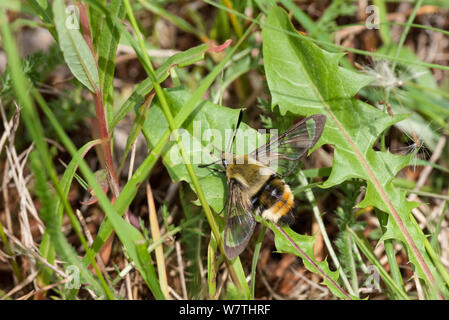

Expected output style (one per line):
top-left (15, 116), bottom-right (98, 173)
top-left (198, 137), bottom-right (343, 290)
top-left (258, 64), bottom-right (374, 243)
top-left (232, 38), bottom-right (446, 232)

top-left (1, 0), bottom-right (449, 300)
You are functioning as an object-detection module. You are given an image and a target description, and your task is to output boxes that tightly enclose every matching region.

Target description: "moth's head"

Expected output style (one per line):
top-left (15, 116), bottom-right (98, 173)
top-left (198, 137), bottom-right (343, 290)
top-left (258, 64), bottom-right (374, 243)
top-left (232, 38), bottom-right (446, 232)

top-left (221, 151), bottom-right (237, 168)
top-left (221, 151), bottom-right (228, 167)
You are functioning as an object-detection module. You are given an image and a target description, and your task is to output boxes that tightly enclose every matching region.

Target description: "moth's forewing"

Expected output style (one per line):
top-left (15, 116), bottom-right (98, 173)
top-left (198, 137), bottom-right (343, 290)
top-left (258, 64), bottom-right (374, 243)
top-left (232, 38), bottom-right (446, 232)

top-left (250, 114), bottom-right (326, 176)
top-left (223, 180), bottom-right (256, 259)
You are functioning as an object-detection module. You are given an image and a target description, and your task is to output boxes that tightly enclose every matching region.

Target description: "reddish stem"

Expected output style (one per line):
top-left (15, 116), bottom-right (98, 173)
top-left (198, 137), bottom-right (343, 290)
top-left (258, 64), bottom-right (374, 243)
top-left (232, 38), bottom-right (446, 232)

top-left (78, 2), bottom-right (95, 57)
top-left (77, 2), bottom-right (119, 193)
top-left (77, 2), bottom-right (123, 270)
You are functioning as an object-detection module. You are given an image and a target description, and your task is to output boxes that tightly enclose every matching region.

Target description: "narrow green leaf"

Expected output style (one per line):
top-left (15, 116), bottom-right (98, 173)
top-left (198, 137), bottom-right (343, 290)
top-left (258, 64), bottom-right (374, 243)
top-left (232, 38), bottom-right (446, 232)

top-left (207, 232), bottom-right (218, 299)
top-left (373, 0), bottom-right (392, 45)
top-left (29, 151), bottom-right (106, 296)
top-left (250, 226), bottom-right (266, 300)
top-left (28, 0), bottom-right (56, 38)
top-left (263, 6), bottom-right (444, 295)
top-left (53, 0), bottom-right (100, 92)
top-left (1, 9), bottom-right (113, 298)
top-left (93, 0), bottom-right (125, 127)
top-left (111, 43), bottom-right (210, 129)
top-left (348, 227), bottom-right (409, 299)
top-left (135, 239), bottom-right (164, 298)
top-left (36, 231), bottom-right (56, 293)
top-left (118, 94), bottom-right (152, 173)
top-left (56, 140), bottom-right (101, 222)
top-left (265, 220), bottom-right (353, 300)
top-left (87, 20), bottom-right (254, 261)
top-left (88, 0), bottom-right (105, 51)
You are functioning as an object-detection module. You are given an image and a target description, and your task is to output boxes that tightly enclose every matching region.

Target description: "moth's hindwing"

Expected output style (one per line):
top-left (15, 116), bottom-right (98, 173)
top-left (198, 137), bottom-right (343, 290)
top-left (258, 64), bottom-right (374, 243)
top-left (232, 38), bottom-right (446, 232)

top-left (223, 179), bottom-right (256, 259)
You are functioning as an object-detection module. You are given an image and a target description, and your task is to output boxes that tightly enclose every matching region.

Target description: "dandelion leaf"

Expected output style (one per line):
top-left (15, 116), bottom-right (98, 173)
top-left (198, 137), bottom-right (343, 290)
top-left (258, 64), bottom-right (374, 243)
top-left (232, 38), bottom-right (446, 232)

top-left (263, 6), bottom-right (444, 292)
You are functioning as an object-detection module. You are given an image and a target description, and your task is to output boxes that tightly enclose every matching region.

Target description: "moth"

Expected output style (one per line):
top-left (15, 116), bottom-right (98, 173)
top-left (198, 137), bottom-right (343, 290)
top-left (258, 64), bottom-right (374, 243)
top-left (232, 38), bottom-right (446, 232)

top-left (201, 111), bottom-right (326, 259)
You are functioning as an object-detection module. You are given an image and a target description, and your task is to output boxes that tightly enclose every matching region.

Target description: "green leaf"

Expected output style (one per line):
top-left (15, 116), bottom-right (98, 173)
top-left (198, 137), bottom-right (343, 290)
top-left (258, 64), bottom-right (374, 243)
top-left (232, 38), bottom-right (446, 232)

top-left (92, 0), bottom-right (125, 126)
top-left (1, 8), bottom-right (113, 298)
top-left (142, 87), bottom-right (266, 212)
top-left (29, 150), bottom-right (106, 296)
top-left (135, 239), bottom-right (164, 298)
top-left (264, 220), bottom-right (353, 300)
top-left (53, 0), bottom-right (100, 92)
top-left (179, 185), bottom-right (206, 298)
top-left (28, 0), bottom-right (55, 38)
top-left (56, 140), bottom-right (101, 222)
top-left (348, 227), bottom-right (409, 299)
top-left (262, 6), bottom-right (445, 295)
top-left (118, 93), bottom-right (152, 173)
top-left (36, 231), bottom-right (56, 295)
top-left (86, 22), bottom-right (256, 297)
top-left (207, 231), bottom-right (218, 299)
top-left (111, 43), bottom-right (210, 129)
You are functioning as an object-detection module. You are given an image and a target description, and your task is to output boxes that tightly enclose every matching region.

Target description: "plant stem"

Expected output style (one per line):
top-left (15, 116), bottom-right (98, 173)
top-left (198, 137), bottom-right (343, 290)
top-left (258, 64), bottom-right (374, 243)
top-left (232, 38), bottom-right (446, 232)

top-left (375, 209), bottom-right (405, 298)
top-left (348, 227), bottom-right (409, 300)
top-left (0, 11), bottom-right (114, 299)
top-left (391, 0), bottom-right (424, 73)
top-left (78, 3), bottom-right (120, 196)
top-left (346, 231), bottom-right (359, 297)
top-left (274, 223), bottom-right (352, 300)
top-left (204, 0), bottom-right (449, 72)
top-left (250, 226), bottom-right (266, 299)
top-left (0, 220), bottom-right (22, 282)
top-left (207, 231), bottom-right (218, 299)
top-left (298, 171), bottom-right (355, 296)
top-left (123, 0), bottom-right (249, 295)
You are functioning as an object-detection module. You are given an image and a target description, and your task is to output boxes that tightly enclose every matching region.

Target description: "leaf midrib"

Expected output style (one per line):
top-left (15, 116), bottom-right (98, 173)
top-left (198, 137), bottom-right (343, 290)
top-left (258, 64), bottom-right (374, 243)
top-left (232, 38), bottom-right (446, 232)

top-left (293, 45), bottom-right (436, 289)
top-left (63, 21), bottom-right (98, 92)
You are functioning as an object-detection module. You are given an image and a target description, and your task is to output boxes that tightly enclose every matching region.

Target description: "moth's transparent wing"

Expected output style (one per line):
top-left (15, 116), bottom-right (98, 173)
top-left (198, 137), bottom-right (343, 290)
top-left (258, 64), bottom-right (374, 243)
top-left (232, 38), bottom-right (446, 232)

top-left (224, 180), bottom-right (256, 259)
top-left (250, 114), bottom-right (326, 177)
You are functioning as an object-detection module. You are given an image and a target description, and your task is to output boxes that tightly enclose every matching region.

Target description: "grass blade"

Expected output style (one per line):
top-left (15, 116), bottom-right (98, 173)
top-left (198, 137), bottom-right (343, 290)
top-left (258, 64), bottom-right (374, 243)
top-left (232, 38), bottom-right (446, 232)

top-left (348, 227), bottom-right (410, 300)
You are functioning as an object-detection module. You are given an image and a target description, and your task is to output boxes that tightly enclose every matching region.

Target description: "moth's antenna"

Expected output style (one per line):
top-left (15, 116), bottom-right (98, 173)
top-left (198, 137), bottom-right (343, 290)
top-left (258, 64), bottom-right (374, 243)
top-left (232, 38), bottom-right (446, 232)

top-left (227, 109), bottom-right (244, 153)
top-left (198, 160), bottom-right (220, 168)
top-left (199, 142), bottom-right (224, 168)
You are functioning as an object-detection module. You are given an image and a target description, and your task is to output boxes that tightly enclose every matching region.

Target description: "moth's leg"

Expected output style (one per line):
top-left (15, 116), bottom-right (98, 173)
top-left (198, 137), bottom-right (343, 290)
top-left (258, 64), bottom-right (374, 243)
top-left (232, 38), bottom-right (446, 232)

top-left (217, 181), bottom-right (232, 217)
top-left (216, 205), bottom-right (226, 216)
top-left (210, 167), bottom-right (225, 174)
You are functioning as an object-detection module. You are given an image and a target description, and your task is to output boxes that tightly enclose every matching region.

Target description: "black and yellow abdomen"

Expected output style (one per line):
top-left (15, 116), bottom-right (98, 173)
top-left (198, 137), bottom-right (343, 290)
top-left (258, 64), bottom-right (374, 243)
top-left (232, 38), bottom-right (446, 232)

top-left (250, 175), bottom-right (294, 224)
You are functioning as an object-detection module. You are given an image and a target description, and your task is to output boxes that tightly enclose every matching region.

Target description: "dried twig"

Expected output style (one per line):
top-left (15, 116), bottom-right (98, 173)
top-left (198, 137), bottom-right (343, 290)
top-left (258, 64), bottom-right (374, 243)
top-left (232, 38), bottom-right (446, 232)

top-left (175, 241), bottom-right (188, 299)
top-left (147, 182), bottom-right (170, 299)
top-left (2, 269), bottom-right (40, 299)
